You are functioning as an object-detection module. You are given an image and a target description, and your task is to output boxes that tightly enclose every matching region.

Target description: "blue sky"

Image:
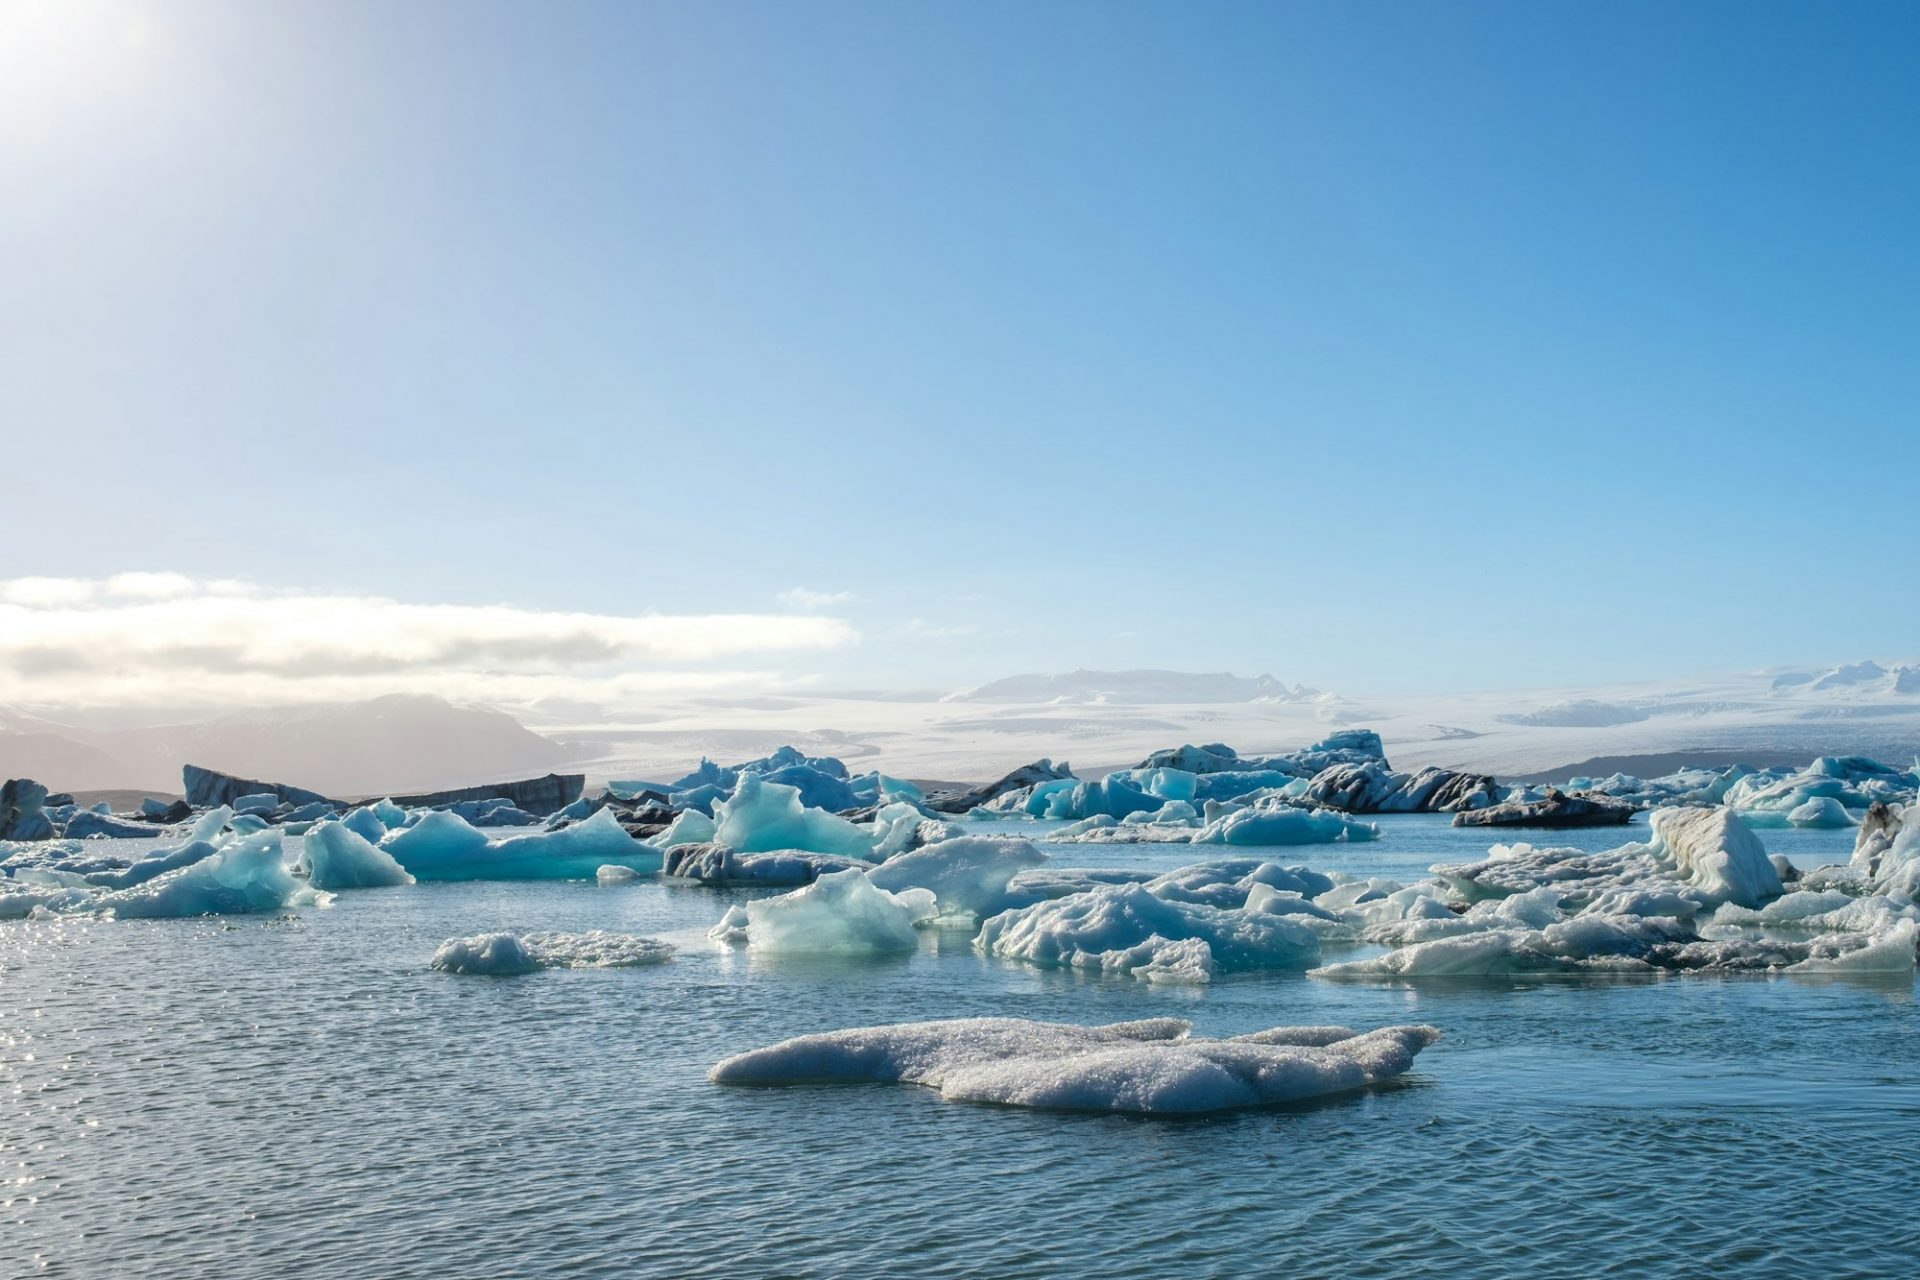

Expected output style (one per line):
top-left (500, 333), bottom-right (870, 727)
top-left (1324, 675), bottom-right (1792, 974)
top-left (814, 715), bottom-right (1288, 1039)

top-left (3, 0), bottom-right (1916, 703)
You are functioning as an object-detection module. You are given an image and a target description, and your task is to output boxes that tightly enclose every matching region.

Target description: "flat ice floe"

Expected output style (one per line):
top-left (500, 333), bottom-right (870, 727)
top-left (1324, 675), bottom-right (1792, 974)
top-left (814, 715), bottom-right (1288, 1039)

top-left (708, 1017), bottom-right (1440, 1114)
top-left (430, 930), bottom-right (676, 975)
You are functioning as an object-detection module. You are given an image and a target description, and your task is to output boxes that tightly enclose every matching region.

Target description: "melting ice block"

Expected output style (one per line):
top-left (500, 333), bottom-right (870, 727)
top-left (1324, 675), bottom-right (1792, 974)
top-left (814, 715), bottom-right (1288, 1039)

top-left (716, 867), bottom-right (935, 954)
top-left (383, 807), bottom-right (659, 880)
top-left (974, 881), bottom-right (1321, 979)
top-left (866, 836), bottom-right (1048, 921)
top-left (430, 930), bottom-right (675, 975)
top-left (94, 831), bottom-right (306, 918)
top-left (709, 1017), bottom-right (1440, 1115)
top-left (1191, 804), bottom-right (1379, 846)
top-left (712, 775), bottom-right (876, 858)
top-left (298, 820), bottom-right (415, 889)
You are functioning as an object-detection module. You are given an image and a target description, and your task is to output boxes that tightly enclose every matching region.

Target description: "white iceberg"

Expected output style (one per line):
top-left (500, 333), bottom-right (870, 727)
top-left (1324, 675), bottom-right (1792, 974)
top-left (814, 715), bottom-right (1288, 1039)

top-left (715, 867), bottom-right (935, 954)
top-left (1191, 804), bottom-right (1379, 846)
top-left (974, 882), bottom-right (1321, 979)
top-left (709, 1016), bottom-right (1441, 1115)
top-left (866, 836), bottom-right (1048, 921)
top-left (430, 930), bottom-right (675, 975)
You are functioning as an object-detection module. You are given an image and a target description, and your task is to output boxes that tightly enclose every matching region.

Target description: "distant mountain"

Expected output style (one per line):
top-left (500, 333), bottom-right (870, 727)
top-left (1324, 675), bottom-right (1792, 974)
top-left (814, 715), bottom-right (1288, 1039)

top-left (1770, 659), bottom-right (1920, 697)
top-left (0, 694), bottom-right (568, 795)
top-left (952, 669), bottom-right (1320, 705)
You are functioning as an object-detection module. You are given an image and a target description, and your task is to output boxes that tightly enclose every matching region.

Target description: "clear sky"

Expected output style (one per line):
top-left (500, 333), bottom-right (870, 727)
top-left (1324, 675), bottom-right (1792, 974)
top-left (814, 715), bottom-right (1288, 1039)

top-left (3, 0), bottom-right (1916, 708)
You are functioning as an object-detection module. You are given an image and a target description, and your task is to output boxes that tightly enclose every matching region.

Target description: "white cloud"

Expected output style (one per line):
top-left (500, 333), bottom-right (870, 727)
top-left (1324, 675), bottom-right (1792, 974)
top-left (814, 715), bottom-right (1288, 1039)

top-left (901, 618), bottom-right (978, 640)
top-left (778, 586), bottom-right (854, 610)
top-left (0, 574), bottom-right (859, 708)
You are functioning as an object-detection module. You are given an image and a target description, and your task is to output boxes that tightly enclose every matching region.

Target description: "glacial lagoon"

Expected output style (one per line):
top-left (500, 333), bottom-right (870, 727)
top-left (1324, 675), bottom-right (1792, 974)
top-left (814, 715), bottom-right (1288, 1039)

top-left (6, 815), bottom-right (1917, 1279)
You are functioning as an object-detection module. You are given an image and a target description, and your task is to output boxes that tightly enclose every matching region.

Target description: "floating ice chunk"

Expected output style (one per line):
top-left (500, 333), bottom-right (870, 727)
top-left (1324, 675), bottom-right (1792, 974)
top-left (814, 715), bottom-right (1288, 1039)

top-left (712, 775), bottom-right (875, 858)
top-left (0, 878), bottom-right (95, 918)
top-left (338, 806), bottom-right (390, 843)
top-left (1108, 936), bottom-right (1217, 983)
top-left (94, 831), bottom-right (302, 918)
top-left (178, 805), bottom-right (232, 844)
top-left (1708, 892), bottom-right (1919, 935)
top-left (479, 808), bottom-right (662, 879)
top-left (1192, 804), bottom-right (1379, 846)
top-left (1043, 814), bottom-right (1198, 844)
top-left (975, 882), bottom-right (1321, 976)
top-left (1241, 883), bottom-right (1344, 926)
top-left (382, 807), bottom-right (658, 880)
top-left (62, 811), bottom-right (158, 839)
top-left (867, 836), bottom-right (1048, 921)
top-left (709, 1017), bottom-right (1441, 1115)
top-left (1648, 807), bottom-right (1781, 907)
top-left (1004, 867), bottom-right (1156, 901)
top-left (1361, 884), bottom-right (1565, 946)
top-left (298, 820), bottom-right (415, 889)
top-left (1785, 919), bottom-right (1918, 972)
top-left (1144, 860), bottom-right (1334, 909)
top-left (597, 864), bottom-right (642, 885)
top-left (232, 792), bottom-right (280, 815)
top-left (867, 801), bottom-right (933, 859)
top-left (662, 844), bottom-right (863, 886)
top-left (380, 810), bottom-right (490, 875)
top-left (1787, 796), bottom-right (1855, 829)
top-left (657, 808), bottom-right (719, 849)
top-left (85, 839), bottom-right (219, 889)
top-left (430, 930), bottom-right (675, 975)
top-left (1311, 927), bottom-right (1627, 979)
top-left (722, 867), bottom-right (935, 954)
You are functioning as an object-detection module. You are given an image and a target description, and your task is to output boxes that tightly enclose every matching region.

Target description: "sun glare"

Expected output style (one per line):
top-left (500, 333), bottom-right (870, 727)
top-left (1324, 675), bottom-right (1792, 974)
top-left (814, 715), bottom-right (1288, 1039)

top-left (0, 0), bottom-right (162, 142)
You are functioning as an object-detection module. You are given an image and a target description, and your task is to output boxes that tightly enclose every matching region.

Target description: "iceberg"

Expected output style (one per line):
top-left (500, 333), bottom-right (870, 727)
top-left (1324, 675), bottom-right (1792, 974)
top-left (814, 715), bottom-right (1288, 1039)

top-left (711, 775), bottom-right (876, 858)
top-left (339, 806), bottom-right (391, 843)
top-left (1647, 807), bottom-right (1781, 908)
top-left (1786, 796), bottom-right (1855, 829)
top-left (382, 807), bottom-right (659, 880)
top-left (709, 1017), bottom-right (1441, 1115)
top-left (866, 836), bottom-right (1048, 921)
top-left (1190, 803), bottom-right (1379, 846)
top-left (1143, 859), bottom-right (1335, 908)
top-left (93, 831), bottom-right (307, 919)
top-left (430, 930), bottom-right (675, 975)
top-left (1311, 914), bottom-right (1917, 979)
top-left (380, 809), bottom-right (491, 876)
top-left (974, 882), bottom-right (1321, 978)
top-left (0, 778), bottom-right (56, 842)
top-left (298, 820), bottom-right (415, 889)
top-left (662, 844), bottom-right (864, 886)
top-left (714, 867), bottom-right (934, 954)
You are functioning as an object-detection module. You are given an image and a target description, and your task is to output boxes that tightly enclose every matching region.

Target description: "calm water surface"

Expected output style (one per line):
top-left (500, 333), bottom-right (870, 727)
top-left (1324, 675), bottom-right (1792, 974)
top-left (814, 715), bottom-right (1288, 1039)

top-left (4, 815), bottom-right (1915, 1278)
